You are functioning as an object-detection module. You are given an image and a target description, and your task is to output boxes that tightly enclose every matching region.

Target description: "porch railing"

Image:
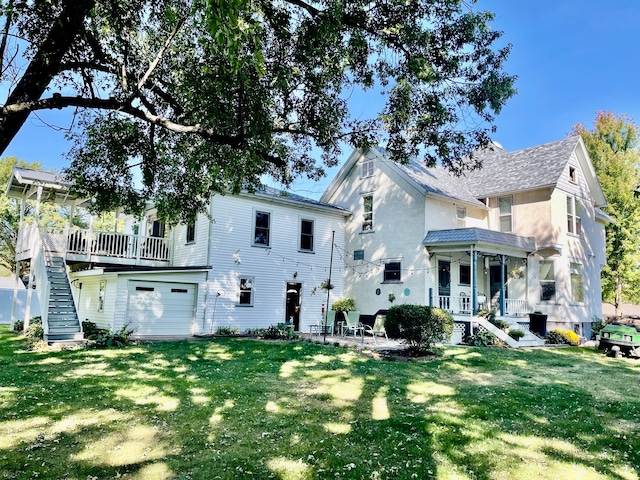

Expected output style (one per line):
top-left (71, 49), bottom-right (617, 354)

top-left (438, 295), bottom-right (529, 316)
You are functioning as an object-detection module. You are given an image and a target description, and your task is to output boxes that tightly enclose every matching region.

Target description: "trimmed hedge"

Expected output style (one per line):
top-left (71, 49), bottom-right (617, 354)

top-left (384, 304), bottom-right (453, 353)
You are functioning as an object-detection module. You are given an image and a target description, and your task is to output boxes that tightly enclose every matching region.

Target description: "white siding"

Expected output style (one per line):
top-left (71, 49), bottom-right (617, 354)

top-left (71, 274), bottom-right (118, 331)
top-left (171, 212), bottom-right (211, 267)
top-left (202, 194), bottom-right (346, 332)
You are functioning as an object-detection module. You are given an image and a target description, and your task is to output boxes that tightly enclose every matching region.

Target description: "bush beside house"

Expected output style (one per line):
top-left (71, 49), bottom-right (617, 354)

top-left (384, 304), bottom-right (453, 353)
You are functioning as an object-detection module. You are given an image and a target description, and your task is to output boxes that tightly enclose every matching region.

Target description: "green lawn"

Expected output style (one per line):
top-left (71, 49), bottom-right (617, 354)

top-left (1, 326), bottom-right (639, 480)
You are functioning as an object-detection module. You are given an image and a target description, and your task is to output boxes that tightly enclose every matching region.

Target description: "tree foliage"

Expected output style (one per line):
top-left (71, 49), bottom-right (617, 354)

top-left (573, 112), bottom-right (640, 311)
top-left (0, 0), bottom-right (516, 222)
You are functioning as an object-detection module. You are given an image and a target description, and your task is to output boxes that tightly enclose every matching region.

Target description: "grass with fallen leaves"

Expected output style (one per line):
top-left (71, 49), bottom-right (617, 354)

top-left (0, 326), bottom-right (639, 479)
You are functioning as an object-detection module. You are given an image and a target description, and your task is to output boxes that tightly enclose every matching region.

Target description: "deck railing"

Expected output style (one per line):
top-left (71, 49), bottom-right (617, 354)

top-left (17, 225), bottom-right (170, 264)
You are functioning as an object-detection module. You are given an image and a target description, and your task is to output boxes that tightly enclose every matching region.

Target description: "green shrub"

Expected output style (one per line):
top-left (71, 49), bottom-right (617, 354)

top-left (215, 325), bottom-right (241, 336)
top-left (590, 317), bottom-right (608, 339)
top-left (24, 316), bottom-right (43, 340)
top-left (262, 324), bottom-right (293, 340)
top-left (12, 319), bottom-right (24, 333)
top-left (508, 329), bottom-right (525, 341)
top-left (384, 304), bottom-right (453, 353)
top-left (91, 323), bottom-right (136, 348)
top-left (477, 309), bottom-right (496, 323)
top-left (547, 328), bottom-right (580, 346)
top-left (491, 318), bottom-right (510, 330)
top-left (332, 298), bottom-right (356, 314)
top-left (467, 329), bottom-right (503, 347)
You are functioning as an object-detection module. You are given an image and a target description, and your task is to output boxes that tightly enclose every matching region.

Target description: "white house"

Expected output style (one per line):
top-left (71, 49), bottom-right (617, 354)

top-left (5, 167), bottom-right (348, 340)
top-left (321, 136), bottom-right (608, 339)
top-left (5, 135), bottom-right (608, 343)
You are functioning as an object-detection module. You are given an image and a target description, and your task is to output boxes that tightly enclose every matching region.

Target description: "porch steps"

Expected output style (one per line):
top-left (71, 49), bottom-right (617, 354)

top-left (43, 254), bottom-right (83, 342)
top-left (474, 317), bottom-right (546, 348)
top-left (505, 317), bottom-right (546, 347)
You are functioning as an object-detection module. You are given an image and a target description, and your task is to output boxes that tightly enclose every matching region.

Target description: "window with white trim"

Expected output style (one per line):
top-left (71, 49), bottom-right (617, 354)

top-left (383, 260), bottom-right (401, 283)
top-left (567, 196), bottom-right (582, 235)
top-left (239, 276), bottom-right (254, 305)
top-left (300, 219), bottom-right (314, 252)
top-left (362, 195), bottom-right (373, 232)
top-left (570, 262), bottom-right (584, 303)
top-left (253, 210), bottom-right (271, 246)
top-left (459, 264), bottom-right (470, 285)
top-left (186, 220), bottom-right (196, 244)
top-left (539, 260), bottom-right (556, 301)
top-left (456, 206), bottom-right (466, 228)
top-left (498, 196), bottom-right (512, 233)
top-left (361, 159), bottom-right (374, 178)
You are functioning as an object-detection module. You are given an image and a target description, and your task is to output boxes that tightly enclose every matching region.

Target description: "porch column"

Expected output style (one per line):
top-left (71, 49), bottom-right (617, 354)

top-left (10, 199), bottom-right (25, 329)
top-left (499, 254), bottom-right (506, 316)
top-left (471, 249), bottom-right (478, 314)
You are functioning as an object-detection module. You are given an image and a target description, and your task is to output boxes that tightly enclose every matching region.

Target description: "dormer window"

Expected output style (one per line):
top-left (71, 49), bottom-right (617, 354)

top-left (361, 159), bottom-right (374, 178)
top-left (569, 166), bottom-right (576, 183)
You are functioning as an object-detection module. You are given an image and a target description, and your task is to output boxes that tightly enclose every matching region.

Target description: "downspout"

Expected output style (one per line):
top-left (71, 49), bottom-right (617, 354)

top-left (471, 248), bottom-right (477, 314)
top-left (499, 254), bottom-right (506, 316)
top-left (201, 196), bottom-right (214, 333)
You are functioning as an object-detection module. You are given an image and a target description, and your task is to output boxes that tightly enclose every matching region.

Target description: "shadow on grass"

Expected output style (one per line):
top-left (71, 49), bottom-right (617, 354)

top-left (0, 327), bottom-right (639, 479)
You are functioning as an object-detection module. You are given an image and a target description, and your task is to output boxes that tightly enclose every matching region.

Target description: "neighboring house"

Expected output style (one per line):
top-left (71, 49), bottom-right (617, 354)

top-left (5, 167), bottom-right (348, 340)
top-left (321, 136), bottom-right (608, 339)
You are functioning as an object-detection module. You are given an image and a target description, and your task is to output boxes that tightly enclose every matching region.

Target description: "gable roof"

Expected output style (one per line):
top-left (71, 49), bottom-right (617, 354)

top-left (461, 136), bottom-right (582, 197)
top-left (248, 186), bottom-right (351, 216)
top-left (323, 136), bottom-right (606, 208)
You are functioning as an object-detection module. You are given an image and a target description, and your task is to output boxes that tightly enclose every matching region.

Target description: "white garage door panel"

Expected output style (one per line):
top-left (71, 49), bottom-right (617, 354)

top-left (127, 281), bottom-right (196, 335)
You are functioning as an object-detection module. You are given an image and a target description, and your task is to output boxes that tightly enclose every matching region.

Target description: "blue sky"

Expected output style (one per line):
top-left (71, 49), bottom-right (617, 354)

top-left (4, 1), bottom-right (640, 199)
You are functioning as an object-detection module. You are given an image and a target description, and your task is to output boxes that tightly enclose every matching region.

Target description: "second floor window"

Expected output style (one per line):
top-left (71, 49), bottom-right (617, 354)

top-left (300, 219), bottom-right (314, 252)
top-left (254, 211), bottom-right (270, 246)
top-left (186, 221), bottom-right (196, 244)
top-left (567, 196), bottom-right (582, 235)
top-left (362, 195), bottom-right (373, 231)
top-left (498, 196), bottom-right (512, 233)
top-left (456, 206), bottom-right (466, 228)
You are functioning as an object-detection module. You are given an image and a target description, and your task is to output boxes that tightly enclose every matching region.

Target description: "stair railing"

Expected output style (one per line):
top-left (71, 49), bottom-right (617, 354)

top-left (30, 227), bottom-right (51, 336)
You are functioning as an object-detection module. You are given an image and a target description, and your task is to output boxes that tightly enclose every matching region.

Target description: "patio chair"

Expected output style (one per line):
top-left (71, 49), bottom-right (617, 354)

top-left (309, 310), bottom-right (335, 336)
top-left (363, 314), bottom-right (388, 344)
top-left (342, 310), bottom-right (362, 337)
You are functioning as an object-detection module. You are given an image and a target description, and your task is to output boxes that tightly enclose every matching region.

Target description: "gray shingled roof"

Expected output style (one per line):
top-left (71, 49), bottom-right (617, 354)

top-left (253, 186), bottom-right (351, 214)
top-left (462, 136), bottom-right (580, 197)
top-left (423, 227), bottom-right (535, 252)
top-left (396, 161), bottom-right (486, 206)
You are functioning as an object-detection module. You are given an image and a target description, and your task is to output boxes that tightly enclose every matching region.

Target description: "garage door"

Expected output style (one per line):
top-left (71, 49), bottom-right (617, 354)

top-left (126, 281), bottom-right (196, 335)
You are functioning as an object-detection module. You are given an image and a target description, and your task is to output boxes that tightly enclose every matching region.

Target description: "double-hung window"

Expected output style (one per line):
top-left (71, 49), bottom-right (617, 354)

top-left (567, 196), bottom-right (581, 235)
top-left (498, 196), bottom-right (512, 233)
top-left (186, 220), bottom-right (196, 244)
top-left (456, 206), bottom-right (466, 228)
top-left (239, 276), bottom-right (254, 305)
top-left (253, 211), bottom-right (271, 246)
top-left (459, 264), bottom-right (471, 285)
top-left (539, 260), bottom-right (556, 301)
top-left (300, 219), bottom-right (314, 252)
top-left (362, 195), bottom-right (373, 232)
top-left (570, 262), bottom-right (584, 303)
top-left (383, 260), bottom-right (401, 283)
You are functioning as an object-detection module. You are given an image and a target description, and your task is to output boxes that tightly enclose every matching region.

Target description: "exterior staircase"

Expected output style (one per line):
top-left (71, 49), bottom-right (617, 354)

top-left (43, 253), bottom-right (83, 342)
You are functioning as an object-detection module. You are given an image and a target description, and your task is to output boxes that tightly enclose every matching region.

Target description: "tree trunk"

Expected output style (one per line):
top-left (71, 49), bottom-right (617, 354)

top-left (0, 0), bottom-right (95, 153)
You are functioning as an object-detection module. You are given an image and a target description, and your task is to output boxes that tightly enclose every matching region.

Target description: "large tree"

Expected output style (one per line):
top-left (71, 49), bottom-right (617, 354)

top-left (0, 0), bottom-right (516, 222)
top-left (573, 112), bottom-right (640, 314)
